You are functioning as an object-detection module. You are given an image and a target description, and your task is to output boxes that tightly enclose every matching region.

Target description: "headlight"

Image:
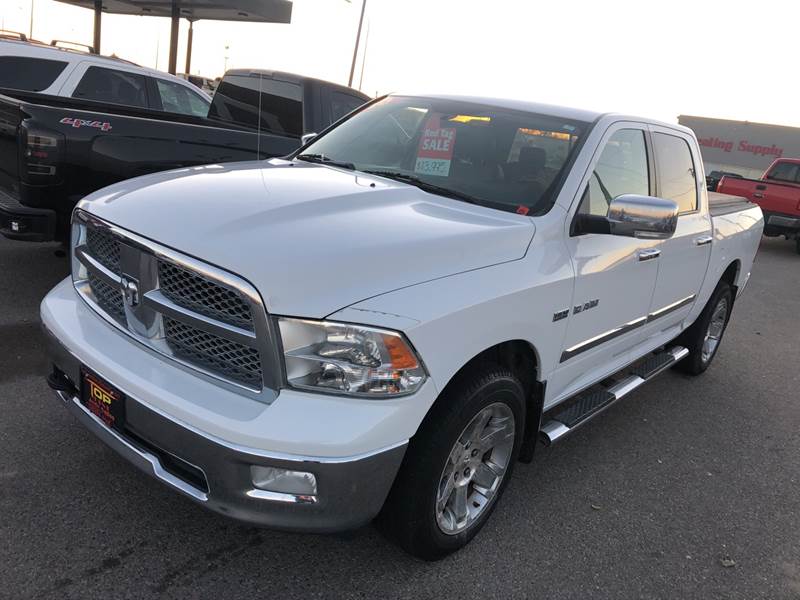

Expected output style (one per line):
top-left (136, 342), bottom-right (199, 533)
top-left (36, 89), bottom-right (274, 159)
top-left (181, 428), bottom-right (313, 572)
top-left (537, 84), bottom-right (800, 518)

top-left (277, 318), bottom-right (426, 397)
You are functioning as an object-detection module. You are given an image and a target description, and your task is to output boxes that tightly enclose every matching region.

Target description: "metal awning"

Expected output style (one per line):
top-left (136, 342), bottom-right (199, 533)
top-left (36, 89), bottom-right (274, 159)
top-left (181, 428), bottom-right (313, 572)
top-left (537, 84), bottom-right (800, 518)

top-left (54, 0), bottom-right (292, 74)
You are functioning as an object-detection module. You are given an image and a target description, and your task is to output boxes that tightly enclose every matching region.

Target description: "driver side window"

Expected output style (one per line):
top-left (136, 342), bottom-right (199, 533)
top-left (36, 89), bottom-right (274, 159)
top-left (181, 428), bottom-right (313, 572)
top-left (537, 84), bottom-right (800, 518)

top-left (578, 128), bottom-right (650, 216)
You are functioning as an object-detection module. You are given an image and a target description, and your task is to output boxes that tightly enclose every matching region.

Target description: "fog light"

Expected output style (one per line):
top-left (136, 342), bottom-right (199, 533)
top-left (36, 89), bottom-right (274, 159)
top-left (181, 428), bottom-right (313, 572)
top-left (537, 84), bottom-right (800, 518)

top-left (251, 466), bottom-right (317, 496)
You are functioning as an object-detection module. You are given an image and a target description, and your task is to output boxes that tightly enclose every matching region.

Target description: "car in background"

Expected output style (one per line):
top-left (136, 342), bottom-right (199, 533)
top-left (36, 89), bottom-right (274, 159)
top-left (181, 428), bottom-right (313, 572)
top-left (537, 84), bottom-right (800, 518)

top-left (706, 170), bottom-right (742, 192)
top-left (717, 158), bottom-right (800, 253)
top-left (0, 59), bottom-right (370, 243)
top-left (0, 37), bottom-right (212, 117)
top-left (179, 73), bottom-right (218, 96)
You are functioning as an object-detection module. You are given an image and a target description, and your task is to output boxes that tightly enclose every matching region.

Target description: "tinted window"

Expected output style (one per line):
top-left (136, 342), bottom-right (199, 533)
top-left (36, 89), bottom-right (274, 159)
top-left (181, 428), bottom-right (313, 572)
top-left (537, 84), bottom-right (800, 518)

top-left (209, 74), bottom-right (303, 136)
top-left (579, 128), bottom-right (649, 216)
top-left (301, 96), bottom-right (586, 216)
top-left (155, 79), bottom-right (209, 117)
top-left (0, 56), bottom-right (67, 91)
top-left (766, 161), bottom-right (800, 183)
top-left (654, 133), bottom-right (697, 213)
top-left (72, 66), bottom-right (148, 108)
top-left (330, 91), bottom-right (366, 122)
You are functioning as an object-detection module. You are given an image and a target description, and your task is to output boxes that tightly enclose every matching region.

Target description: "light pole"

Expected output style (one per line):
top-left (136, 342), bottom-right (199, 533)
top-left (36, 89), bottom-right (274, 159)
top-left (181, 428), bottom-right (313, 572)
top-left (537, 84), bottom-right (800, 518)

top-left (29, 0), bottom-right (34, 39)
top-left (347, 0), bottom-right (366, 87)
top-left (224, 44), bottom-right (230, 73)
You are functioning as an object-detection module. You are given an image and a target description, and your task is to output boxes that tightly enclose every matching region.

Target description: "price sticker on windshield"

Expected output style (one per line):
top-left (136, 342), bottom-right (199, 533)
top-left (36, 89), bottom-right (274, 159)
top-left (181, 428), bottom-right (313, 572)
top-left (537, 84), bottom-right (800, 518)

top-left (415, 115), bottom-right (456, 177)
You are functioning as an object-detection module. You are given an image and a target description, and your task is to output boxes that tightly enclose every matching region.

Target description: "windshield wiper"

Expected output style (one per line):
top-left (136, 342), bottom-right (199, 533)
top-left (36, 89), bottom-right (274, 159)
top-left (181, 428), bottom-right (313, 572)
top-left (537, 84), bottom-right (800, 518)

top-left (295, 153), bottom-right (355, 170)
top-left (363, 170), bottom-right (480, 205)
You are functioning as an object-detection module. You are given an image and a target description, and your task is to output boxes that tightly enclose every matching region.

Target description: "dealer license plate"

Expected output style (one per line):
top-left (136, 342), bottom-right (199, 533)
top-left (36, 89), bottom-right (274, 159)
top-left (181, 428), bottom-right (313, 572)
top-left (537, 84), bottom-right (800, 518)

top-left (81, 369), bottom-right (125, 431)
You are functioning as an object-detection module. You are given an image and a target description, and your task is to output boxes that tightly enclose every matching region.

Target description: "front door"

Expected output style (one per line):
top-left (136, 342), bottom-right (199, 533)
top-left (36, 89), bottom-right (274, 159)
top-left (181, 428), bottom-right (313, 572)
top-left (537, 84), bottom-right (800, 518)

top-left (549, 123), bottom-right (660, 405)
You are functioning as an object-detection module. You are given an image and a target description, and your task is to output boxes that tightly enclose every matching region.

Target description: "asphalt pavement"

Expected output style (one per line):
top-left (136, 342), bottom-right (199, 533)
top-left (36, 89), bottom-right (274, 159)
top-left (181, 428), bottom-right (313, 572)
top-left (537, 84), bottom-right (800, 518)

top-left (1, 235), bottom-right (798, 599)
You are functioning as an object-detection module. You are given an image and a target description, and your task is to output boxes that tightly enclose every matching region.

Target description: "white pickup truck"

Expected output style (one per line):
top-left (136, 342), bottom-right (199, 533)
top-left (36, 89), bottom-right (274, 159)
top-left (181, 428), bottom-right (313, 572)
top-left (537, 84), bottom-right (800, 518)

top-left (42, 94), bottom-right (763, 560)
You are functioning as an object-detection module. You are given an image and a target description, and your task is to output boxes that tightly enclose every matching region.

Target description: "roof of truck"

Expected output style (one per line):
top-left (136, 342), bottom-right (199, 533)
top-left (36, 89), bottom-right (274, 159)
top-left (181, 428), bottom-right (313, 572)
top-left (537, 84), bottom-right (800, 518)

top-left (225, 69), bottom-right (370, 100)
top-left (398, 93), bottom-right (603, 123)
top-left (390, 93), bottom-right (693, 134)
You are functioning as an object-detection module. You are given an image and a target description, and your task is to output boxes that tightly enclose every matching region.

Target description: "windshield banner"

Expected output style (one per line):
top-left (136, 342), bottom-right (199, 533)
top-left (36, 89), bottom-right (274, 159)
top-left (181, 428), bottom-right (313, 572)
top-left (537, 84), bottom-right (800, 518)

top-left (415, 115), bottom-right (456, 177)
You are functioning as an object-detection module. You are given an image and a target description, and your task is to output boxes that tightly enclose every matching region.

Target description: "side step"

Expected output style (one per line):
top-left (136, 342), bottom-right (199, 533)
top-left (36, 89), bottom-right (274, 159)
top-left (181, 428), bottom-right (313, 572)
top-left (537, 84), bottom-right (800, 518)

top-left (540, 346), bottom-right (688, 445)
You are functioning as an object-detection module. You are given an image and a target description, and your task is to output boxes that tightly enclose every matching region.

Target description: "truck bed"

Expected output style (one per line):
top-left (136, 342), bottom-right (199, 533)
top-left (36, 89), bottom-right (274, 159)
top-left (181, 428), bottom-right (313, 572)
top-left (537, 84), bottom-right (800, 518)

top-left (707, 191), bottom-right (754, 217)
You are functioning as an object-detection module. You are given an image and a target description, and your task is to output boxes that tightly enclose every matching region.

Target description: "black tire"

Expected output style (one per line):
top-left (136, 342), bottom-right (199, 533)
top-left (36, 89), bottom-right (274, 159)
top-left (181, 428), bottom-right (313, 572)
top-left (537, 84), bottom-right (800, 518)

top-left (377, 366), bottom-right (525, 561)
top-left (675, 281), bottom-right (733, 375)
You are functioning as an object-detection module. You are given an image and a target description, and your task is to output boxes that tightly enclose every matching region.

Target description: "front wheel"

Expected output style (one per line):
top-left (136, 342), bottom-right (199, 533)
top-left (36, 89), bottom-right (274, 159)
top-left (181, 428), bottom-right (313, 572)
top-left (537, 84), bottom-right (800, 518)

top-left (378, 366), bottom-right (525, 560)
top-left (675, 281), bottom-right (733, 375)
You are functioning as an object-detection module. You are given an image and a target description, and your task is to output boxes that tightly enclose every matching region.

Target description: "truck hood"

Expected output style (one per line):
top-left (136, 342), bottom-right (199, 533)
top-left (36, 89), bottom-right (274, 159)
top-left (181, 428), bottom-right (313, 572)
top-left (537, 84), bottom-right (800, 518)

top-left (80, 159), bottom-right (535, 318)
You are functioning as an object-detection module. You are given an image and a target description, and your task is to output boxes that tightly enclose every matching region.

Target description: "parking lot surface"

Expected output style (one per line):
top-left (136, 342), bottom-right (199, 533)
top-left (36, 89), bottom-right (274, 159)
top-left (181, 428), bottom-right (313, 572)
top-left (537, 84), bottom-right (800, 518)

top-left (1, 235), bottom-right (798, 600)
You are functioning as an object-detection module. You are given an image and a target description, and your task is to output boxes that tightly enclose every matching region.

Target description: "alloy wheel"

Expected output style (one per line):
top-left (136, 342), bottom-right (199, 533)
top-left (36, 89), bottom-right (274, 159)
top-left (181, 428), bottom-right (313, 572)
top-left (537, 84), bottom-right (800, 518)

top-left (435, 402), bottom-right (515, 535)
top-left (701, 297), bottom-right (728, 364)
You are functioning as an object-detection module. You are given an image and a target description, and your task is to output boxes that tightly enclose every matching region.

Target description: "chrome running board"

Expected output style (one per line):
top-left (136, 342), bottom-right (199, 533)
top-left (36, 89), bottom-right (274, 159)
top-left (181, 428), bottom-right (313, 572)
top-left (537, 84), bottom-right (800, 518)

top-left (540, 346), bottom-right (689, 445)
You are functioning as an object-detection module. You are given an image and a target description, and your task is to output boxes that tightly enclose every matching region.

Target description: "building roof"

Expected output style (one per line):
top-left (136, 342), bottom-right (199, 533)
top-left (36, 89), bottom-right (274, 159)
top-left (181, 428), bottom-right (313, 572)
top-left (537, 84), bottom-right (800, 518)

top-left (53, 0), bottom-right (292, 23)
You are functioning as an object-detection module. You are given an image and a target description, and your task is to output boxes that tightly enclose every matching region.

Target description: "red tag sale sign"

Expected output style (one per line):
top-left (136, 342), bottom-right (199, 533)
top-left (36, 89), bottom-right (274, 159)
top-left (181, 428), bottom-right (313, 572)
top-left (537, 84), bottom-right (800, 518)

top-left (415, 115), bottom-right (456, 177)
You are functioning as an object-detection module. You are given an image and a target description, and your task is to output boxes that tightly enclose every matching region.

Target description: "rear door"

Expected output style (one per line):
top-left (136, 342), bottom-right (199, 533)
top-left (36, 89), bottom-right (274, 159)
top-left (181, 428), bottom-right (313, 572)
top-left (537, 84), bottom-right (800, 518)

top-left (644, 126), bottom-right (712, 337)
top-left (550, 122), bottom-right (661, 401)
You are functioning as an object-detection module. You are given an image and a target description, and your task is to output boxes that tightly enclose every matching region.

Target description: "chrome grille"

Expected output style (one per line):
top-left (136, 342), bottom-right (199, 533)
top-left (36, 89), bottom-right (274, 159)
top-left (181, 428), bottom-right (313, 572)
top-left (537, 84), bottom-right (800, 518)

top-left (158, 260), bottom-right (253, 330)
top-left (164, 317), bottom-right (262, 388)
top-left (86, 227), bottom-right (121, 274)
top-left (89, 274), bottom-right (126, 322)
top-left (72, 211), bottom-right (274, 397)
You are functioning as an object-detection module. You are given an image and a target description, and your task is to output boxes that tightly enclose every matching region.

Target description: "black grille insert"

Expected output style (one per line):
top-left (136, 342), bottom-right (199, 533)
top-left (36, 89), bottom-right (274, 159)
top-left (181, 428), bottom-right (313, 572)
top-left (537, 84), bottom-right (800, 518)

top-left (86, 227), bottom-right (121, 274)
top-left (158, 260), bottom-right (253, 330)
top-left (89, 275), bottom-right (125, 323)
top-left (163, 317), bottom-right (262, 388)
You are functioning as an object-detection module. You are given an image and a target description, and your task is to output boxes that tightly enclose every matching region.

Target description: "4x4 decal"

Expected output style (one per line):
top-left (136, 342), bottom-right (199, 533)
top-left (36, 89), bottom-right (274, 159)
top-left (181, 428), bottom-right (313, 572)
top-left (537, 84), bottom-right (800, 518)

top-left (60, 117), bottom-right (113, 132)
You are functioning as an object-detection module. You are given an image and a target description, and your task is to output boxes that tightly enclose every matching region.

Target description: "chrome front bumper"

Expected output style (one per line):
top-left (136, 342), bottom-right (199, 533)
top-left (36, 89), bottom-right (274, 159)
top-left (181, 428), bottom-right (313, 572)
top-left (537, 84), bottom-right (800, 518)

top-left (44, 325), bottom-right (407, 533)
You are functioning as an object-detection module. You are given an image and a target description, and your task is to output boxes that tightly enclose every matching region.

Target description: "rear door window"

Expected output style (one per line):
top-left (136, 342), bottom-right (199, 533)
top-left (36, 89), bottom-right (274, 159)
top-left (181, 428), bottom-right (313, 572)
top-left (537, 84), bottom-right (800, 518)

top-left (653, 132), bottom-right (698, 213)
top-left (72, 66), bottom-right (148, 108)
top-left (209, 74), bottom-right (303, 136)
top-left (0, 56), bottom-right (68, 92)
top-left (155, 79), bottom-right (209, 117)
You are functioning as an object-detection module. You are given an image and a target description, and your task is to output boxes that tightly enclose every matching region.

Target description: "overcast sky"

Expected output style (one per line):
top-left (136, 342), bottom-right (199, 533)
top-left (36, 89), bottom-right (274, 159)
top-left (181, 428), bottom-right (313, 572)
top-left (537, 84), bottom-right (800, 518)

top-left (2, 0), bottom-right (798, 126)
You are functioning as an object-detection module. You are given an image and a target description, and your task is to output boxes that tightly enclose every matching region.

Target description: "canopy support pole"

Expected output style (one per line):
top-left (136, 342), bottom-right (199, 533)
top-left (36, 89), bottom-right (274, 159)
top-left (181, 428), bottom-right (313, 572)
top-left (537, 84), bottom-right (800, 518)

top-left (168, 0), bottom-right (180, 74)
top-left (184, 19), bottom-right (194, 75)
top-left (93, 0), bottom-right (102, 54)
top-left (348, 0), bottom-right (366, 87)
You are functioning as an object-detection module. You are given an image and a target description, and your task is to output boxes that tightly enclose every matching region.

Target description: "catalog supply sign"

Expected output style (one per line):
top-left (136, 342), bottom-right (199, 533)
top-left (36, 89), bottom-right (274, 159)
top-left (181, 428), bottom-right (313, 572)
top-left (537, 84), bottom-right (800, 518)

top-left (415, 115), bottom-right (456, 177)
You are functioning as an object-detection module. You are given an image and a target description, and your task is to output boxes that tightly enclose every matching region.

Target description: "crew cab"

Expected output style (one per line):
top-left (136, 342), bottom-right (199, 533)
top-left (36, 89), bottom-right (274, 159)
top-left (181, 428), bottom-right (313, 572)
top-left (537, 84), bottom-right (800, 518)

top-left (0, 42), bottom-right (369, 242)
top-left (41, 95), bottom-right (763, 560)
top-left (717, 157), bottom-right (800, 253)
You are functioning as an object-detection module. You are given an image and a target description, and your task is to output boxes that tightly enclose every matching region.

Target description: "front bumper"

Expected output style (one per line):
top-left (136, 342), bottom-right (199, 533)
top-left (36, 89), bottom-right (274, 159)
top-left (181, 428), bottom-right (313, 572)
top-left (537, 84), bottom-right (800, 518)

top-left (45, 326), bottom-right (406, 532)
top-left (40, 273), bottom-right (432, 533)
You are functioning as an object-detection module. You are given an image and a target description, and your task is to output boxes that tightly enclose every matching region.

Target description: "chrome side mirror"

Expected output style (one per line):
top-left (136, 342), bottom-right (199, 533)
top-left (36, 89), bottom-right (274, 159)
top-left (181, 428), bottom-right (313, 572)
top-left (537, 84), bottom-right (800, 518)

top-left (300, 132), bottom-right (318, 146)
top-left (575, 194), bottom-right (679, 239)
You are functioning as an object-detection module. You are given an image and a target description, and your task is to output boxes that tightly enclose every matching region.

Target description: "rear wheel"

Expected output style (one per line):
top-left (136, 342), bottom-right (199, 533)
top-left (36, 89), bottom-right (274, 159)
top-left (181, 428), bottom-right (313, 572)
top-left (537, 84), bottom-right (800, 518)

top-left (675, 281), bottom-right (733, 375)
top-left (378, 366), bottom-right (525, 560)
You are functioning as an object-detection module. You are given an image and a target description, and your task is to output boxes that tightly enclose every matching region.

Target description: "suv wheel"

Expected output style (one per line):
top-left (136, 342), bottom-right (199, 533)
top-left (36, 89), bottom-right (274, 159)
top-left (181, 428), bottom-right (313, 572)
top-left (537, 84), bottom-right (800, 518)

top-left (675, 281), bottom-right (733, 375)
top-left (378, 366), bottom-right (525, 560)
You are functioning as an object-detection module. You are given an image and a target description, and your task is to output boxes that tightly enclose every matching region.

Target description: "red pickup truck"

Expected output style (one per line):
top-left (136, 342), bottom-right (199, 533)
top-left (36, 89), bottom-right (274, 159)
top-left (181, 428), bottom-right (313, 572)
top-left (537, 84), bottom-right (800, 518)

top-left (718, 158), bottom-right (800, 254)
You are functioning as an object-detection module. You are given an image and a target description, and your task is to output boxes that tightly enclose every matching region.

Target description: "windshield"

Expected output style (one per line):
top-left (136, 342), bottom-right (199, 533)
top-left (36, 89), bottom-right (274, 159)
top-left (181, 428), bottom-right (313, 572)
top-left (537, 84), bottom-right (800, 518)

top-left (298, 95), bottom-right (588, 215)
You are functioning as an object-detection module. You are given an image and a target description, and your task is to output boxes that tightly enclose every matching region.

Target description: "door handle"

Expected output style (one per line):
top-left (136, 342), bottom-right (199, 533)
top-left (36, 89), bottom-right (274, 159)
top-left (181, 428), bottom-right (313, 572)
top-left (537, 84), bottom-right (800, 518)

top-left (694, 235), bottom-right (713, 246)
top-left (638, 248), bottom-right (661, 261)
top-left (756, 184), bottom-right (767, 190)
